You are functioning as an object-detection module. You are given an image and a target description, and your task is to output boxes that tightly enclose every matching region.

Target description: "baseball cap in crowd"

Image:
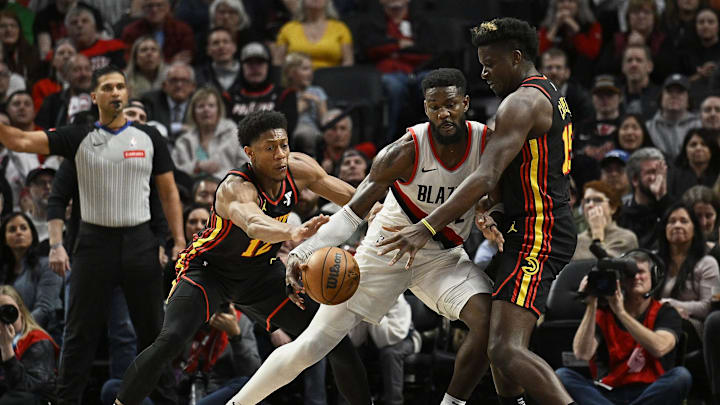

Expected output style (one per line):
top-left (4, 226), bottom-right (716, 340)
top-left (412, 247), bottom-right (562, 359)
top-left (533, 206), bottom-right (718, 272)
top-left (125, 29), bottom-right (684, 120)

top-left (600, 149), bottom-right (630, 169)
top-left (240, 42), bottom-right (269, 63)
top-left (662, 73), bottom-right (690, 91)
top-left (591, 75), bottom-right (621, 94)
top-left (26, 166), bottom-right (56, 186)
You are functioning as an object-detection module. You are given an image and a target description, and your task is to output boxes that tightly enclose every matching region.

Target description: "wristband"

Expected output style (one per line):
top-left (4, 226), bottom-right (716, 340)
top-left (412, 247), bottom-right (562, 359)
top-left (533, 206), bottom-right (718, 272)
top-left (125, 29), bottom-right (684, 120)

top-left (50, 242), bottom-right (62, 250)
top-left (420, 218), bottom-right (436, 236)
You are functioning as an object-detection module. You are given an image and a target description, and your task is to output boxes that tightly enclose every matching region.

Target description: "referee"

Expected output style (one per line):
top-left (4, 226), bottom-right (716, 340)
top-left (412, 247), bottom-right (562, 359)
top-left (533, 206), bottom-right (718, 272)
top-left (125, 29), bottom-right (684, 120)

top-left (0, 65), bottom-right (186, 405)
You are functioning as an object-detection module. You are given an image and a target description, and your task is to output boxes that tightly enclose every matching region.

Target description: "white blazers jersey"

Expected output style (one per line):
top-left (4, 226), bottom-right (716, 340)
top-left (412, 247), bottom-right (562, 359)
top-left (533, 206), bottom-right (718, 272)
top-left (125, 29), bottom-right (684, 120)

top-left (378, 121), bottom-right (488, 249)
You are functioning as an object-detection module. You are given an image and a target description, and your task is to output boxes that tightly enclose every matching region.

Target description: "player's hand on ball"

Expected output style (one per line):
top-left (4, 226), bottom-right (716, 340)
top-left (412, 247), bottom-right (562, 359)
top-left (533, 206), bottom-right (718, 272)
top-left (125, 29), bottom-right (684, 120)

top-left (286, 253), bottom-right (307, 310)
top-left (290, 215), bottom-right (329, 241)
top-left (377, 223), bottom-right (430, 269)
top-left (475, 213), bottom-right (504, 252)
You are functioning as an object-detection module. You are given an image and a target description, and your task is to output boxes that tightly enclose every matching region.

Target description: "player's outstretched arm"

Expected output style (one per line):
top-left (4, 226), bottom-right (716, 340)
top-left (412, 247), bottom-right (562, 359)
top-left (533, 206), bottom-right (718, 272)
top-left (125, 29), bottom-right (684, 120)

top-left (289, 134), bottom-right (415, 256)
top-left (0, 123), bottom-right (50, 154)
top-left (377, 90), bottom-right (549, 267)
top-left (216, 176), bottom-right (328, 244)
top-left (289, 152), bottom-right (356, 206)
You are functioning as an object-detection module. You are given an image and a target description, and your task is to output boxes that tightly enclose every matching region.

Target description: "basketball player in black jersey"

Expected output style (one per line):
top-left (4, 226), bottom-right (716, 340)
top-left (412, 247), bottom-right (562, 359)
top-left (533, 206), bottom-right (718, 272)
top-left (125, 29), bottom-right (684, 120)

top-left (114, 111), bottom-right (372, 405)
top-left (378, 18), bottom-right (578, 405)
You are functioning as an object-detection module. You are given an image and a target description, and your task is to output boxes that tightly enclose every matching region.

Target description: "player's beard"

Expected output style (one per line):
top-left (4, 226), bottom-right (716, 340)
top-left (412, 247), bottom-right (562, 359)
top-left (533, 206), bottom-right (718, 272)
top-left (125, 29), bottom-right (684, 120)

top-left (431, 116), bottom-right (467, 145)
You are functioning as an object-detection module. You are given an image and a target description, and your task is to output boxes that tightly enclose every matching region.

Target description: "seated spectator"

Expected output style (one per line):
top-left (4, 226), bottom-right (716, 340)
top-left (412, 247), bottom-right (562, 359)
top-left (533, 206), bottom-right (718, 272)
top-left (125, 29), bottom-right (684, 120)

top-left (540, 47), bottom-right (594, 125)
top-left (183, 303), bottom-right (261, 404)
top-left (172, 87), bottom-right (248, 178)
top-left (64, 5), bottom-right (126, 70)
top-left (205, 0), bottom-right (260, 59)
top-left (195, 28), bottom-right (242, 96)
top-left (0, 126), bottom-right (40, 210)
top-left (0, 212), bottom-right (62, 333)
top-left (6, 91), bottom-right (40, 135)
top-left (557, 250), bottom-right (692, 405)
top-left (646, 73), bottom-right (701, 160)
top-left (315, 108), bottom-right (352, 174)
top-left (33, 0), bottom-right (78, 59)
top-left (282, 52), bottom-right (327, 155)
top-left (597, 0), bottom-right (674, 83)
top-left (141, 61), bottom-right (197, 142)
top-left (660, 0), bottom-right (701, 51)
top-left (274, 0), bottom-right (353, 69)
top-left (600, 150), bottom-right (632, 201)
top-left (669, 128), bottom-right (720, 197)
top-left (658, 202), bottom-right (720, 338)
top-left (0, 285), bottom-right (59, 404)
top-left (0, 61), bottom-right (25, 105)
top-left (35, 54), bottom-right (94, 129)
top-left (184, 204), bottom-right (210, 242)
top-left (192, 175), bottom-right (221, 209)
top-left (123, 98), bottom-right (169, 138)
top-left (700, 93), bottom-right (720, 131)
top-left (679, 8), bottom-right (720, 106)
top-left (228, 42), bottom-right (297, 136)
top-left (31, 39), bottom-right (76, 112)
top-left (576, 74), bottom-right (623, 162)
top-left (620, 44), bottom-right (660, 120)
top-left (320, 148), bottom-right (370, 214)
top-left (121, 0), bottom-right (195, 64)
top-left (618, 147), bottom-right (673, 249)
top-left (0, 10), bottom-right (42, 85)
top-left (683, 185), bottom-right (720, 254)
top-left (612, 113), bottom-right (656, 155)
top-left (538, 0), bottom-right (602, 86)
top-left (360, 0), bottom-right (432, 144)
top-left (24, 167), bottom-right (54, 247)
top-left (125, 36), bottom-right (164, 98)
top-left (345, 294), bottom-right (420, 405)
top-left (571, 179), bottom-right (638, 261)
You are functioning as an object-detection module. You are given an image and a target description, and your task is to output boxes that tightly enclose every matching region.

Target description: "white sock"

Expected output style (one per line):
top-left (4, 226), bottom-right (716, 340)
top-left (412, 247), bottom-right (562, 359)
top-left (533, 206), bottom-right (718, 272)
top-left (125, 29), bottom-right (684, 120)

top-left (440, 393), bottom-right (466, 405)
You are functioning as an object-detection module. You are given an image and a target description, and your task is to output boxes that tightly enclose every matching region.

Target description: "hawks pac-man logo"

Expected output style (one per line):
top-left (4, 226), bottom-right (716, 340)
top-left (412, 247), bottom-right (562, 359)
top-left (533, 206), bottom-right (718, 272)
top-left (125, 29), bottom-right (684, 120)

top-left (521, 256), bottom-right (540, 276)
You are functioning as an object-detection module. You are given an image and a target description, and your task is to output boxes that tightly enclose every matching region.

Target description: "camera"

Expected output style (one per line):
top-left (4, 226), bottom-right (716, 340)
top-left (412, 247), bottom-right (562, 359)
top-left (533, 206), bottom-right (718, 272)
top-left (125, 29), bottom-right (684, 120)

top-left (0, 305), bottom-right (18, 325)
top-left (585, 257), bottom-right (639, 296)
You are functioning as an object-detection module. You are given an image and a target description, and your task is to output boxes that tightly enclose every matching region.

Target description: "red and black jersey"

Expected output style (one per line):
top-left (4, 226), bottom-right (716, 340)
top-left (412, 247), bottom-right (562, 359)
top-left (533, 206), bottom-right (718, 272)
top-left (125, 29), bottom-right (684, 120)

top-left (501, 75), bottom-right (574, 222)
top-left (175, 163), bottom-right (298, 280)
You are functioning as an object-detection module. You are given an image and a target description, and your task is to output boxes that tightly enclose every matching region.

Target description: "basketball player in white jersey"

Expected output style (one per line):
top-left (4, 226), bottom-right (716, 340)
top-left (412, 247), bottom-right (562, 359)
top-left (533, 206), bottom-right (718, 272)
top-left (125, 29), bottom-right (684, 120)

top-left (226, 68), bottom-right (519, 405)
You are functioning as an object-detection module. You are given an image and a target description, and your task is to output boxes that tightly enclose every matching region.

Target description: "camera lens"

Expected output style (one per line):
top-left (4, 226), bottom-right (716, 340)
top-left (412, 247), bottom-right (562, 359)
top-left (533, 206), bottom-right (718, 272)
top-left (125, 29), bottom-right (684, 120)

top-left (0, 305), bottom-right (18, 325)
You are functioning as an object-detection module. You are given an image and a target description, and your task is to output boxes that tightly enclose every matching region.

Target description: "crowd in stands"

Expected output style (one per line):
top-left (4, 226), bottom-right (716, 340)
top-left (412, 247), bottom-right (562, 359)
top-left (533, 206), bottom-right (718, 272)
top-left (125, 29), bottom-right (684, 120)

top-left (0, 0), bottom-right (719, 404)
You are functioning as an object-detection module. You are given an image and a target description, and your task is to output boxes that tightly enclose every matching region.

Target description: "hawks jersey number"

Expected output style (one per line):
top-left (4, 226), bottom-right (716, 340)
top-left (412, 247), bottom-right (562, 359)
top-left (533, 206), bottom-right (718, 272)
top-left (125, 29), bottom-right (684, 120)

top-left (561, 123), bottom-right (573, 175)
top-left (241, 239), bottom-right (273, 257)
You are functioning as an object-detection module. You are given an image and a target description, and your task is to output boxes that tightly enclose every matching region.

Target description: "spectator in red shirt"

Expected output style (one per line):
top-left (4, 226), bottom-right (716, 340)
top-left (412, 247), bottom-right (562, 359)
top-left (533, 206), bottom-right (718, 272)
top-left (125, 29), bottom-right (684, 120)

top-left (360, 0), bottom-right (432, 145)
top-left (65, 5), bottom-right (126, 71)
top-left (31, 39), bottom-right (77, 112)
top-left (121, 0), bottom-right (195, 64)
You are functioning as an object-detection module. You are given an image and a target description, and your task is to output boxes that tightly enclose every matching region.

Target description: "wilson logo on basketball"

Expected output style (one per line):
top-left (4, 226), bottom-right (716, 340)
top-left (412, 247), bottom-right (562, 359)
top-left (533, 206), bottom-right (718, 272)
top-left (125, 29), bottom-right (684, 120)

top-left (124, 150), bottom-right (146, 158)
top-left (326, 253), bottom-right (342, 289)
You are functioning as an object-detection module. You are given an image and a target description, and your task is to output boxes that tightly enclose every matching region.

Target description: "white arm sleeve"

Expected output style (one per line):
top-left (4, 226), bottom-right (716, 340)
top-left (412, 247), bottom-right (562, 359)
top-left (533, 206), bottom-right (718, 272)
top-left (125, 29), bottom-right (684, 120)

top-left (288, 205), bottom-right (363, 263)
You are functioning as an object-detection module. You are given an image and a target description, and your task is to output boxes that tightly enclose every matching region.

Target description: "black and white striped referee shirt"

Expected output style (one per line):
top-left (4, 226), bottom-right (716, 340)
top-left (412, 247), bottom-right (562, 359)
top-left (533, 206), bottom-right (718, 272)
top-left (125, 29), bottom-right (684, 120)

top-left (45, 121), bottom-right (174, 227)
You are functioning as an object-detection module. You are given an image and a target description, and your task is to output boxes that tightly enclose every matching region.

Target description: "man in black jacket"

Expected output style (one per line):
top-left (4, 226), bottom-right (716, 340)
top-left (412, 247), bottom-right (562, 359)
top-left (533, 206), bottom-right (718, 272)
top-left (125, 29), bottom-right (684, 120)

top-left (617, 147), bottom-right (673, 249)
top-left (35, 54), bottom-right (95, 129)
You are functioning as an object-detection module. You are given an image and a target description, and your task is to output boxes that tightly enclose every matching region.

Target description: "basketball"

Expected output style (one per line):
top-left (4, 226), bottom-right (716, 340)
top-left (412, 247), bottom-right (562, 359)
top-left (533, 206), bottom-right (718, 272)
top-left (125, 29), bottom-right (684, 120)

top-left (302, 247), bottom-right (360, 305)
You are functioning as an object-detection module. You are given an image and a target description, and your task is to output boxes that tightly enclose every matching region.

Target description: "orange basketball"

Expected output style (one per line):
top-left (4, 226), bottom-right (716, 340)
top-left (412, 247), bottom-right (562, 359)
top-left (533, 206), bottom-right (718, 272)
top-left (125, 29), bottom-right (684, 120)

top-left (302, 247), bottom-right (360, 305)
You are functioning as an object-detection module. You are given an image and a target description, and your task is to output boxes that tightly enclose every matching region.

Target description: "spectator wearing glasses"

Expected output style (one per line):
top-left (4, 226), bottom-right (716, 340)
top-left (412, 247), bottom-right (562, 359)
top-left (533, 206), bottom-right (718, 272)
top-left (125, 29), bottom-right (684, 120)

top-left (571, 179), bottom-right (638, 261)
top-left (141, 61), bottom-right (197, 142)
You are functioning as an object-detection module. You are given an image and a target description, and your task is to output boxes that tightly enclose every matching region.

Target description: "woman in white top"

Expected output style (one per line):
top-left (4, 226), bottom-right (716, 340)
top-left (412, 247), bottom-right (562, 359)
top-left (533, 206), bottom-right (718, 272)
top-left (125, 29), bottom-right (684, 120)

top-left (172, 87), bottom-right (248, 179)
